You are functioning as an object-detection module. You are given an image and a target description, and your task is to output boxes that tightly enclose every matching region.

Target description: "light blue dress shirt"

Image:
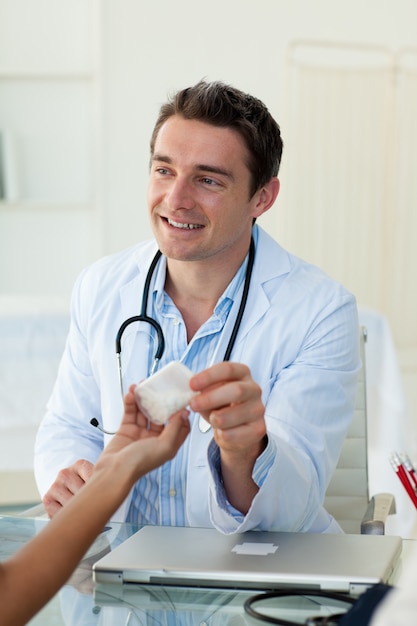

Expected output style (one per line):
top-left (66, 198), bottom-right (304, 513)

top-left (127, 240), bottom-right (274, 525)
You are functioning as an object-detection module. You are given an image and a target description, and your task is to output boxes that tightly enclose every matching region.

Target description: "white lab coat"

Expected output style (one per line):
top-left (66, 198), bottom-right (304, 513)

top-left (34, 226), bottom-right (360, 533)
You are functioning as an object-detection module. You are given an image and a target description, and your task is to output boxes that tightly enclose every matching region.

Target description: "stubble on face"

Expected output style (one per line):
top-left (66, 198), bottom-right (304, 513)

top-left (147, 116), bottom-right (257, 269)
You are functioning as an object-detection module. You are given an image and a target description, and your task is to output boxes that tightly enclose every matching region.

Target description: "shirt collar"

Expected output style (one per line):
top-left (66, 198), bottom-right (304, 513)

top-left (152, 246), bottom-right (250, 318)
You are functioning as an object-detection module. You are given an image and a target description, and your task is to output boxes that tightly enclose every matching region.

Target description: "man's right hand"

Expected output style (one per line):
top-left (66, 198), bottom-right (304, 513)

top-left (42, 459), bottom-right (94, 518)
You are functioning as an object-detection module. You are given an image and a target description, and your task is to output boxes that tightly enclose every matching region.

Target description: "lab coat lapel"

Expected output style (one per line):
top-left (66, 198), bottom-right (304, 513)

top-left (211, 227), bottom-right (291, 362)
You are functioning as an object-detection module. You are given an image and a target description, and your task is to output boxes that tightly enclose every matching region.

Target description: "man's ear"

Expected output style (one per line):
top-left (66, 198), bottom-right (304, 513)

top-left (252, 178), bottom-right (280, 219)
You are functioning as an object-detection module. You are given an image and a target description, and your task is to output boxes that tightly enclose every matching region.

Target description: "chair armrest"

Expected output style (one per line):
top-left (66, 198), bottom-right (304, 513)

top-left (360, 492), bottom-right (396, 535)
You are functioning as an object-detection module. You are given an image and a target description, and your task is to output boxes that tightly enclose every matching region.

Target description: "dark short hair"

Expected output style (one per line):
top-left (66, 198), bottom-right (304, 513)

top-left (150, 80), bottom-right (283, 197)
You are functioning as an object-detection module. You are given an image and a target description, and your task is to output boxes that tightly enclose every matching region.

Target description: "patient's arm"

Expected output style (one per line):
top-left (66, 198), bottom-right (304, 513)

top-left (0, 386), bottom-right (190, 626)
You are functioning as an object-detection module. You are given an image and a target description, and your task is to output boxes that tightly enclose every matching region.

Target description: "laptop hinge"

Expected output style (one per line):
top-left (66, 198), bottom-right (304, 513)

top-left (94, 570), bottom-right (124, 584)
top-left (349, 582), bottom-right (373, 596)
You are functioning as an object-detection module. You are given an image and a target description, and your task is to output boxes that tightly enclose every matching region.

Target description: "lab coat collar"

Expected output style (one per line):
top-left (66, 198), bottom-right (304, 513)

top-left (118, 226), bottom-right (291, 363)
top-left (222, 225), bottom-right (291, 352)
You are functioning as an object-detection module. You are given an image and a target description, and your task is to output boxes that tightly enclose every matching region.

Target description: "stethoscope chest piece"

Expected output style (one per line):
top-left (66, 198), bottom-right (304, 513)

top-left (199, 415), bottom-right (212, 433)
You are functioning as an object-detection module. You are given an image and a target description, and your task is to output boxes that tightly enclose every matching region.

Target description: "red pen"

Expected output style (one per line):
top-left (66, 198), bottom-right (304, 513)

top-left (390, 452), bottom-right (417, 509)
top-left (401, 453), bottom-right (417, 489)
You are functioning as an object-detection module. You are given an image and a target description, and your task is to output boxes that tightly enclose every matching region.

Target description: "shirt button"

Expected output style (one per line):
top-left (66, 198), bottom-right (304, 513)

top-left (168, 488), bottom-right (177, 497)
top-left (173, 318), bottom-right (180, 326)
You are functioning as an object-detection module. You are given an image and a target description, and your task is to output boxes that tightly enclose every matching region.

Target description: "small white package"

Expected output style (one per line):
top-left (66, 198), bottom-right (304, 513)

top-left (134, 362), bottom-right (196, 425)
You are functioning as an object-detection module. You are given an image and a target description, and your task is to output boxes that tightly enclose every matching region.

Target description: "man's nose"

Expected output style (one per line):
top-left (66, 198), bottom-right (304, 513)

top-left (166, 177), bottom-right (195, 210)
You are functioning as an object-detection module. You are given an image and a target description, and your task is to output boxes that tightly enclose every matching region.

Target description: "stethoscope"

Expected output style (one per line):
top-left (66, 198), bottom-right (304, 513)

top-left (90, 236), bottom-right (255, 435)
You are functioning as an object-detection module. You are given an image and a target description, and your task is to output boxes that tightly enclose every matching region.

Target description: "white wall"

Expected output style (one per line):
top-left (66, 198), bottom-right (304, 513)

top-left (2, 0), bottom-right (416, 291)
top-left (100, 0), bottom-right (417, 254)
top-left (1, 0), bottom-right (417, 416)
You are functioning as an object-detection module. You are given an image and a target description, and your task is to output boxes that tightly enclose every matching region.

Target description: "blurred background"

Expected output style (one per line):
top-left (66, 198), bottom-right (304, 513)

top-left (1, 0), bottom-right (417, 533)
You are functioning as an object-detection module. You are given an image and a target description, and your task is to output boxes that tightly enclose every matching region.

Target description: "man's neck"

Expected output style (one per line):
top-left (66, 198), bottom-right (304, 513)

top-left (164, 256), bottom-right (245, 342)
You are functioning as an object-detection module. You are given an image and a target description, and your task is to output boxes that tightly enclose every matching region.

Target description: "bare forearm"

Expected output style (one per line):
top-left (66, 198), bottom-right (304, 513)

top-left (0, 464), bottom-right (133, 626)
top-left (0, 401), bottom-right (190, 626)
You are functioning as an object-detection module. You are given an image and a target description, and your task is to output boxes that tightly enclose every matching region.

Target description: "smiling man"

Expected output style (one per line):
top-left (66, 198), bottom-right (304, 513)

top-left (34, 80), bottom-right (360, 534)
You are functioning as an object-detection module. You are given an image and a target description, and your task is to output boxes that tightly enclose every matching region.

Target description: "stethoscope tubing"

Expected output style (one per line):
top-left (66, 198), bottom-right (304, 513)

top-left (92, 236), bottom-right (255, 435)
top-left (116, 236), bottom-right (255, 378)
top-left (115, 249), bottom-right (163, 396)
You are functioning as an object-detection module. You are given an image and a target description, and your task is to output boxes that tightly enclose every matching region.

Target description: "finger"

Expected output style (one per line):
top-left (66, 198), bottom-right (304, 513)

top-left (190, 379), bottom-right (252, 416)
top-left (213, 408), bottom-right (266, 446)
top-left (122, 385), bottom-right (141, 424)
top-left (42, 480), bottom-right (80, 518)
top-left (209, 396), bottom-right (264, 430)
top-left (164, 409), bottom-right (190, 438)
top-left (210, 415), bottom-right (267, 463)
top-left (121, 385), bottom-right (163, 432)
top-left (43, 461), bottom-right (93, 516)
top-left (190, 362), bottom-right (250, 392)
top-left (73, 459), bottom-right (95, 483)
top-left (42, 496), bottom-right (63, 519)
top-left (159, 410), bottom-right (190, 451)
top-left (128, 384), bottom-right (168, 432)
top-left (126, 410), bottom-right (190, 473)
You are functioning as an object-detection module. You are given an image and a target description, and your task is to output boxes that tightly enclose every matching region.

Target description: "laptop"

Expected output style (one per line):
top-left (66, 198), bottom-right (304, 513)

top-left (93, 525), bottom-right (402, 594)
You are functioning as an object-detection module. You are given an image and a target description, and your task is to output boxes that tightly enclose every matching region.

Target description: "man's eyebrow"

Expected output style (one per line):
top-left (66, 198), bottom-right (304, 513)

top-left (196, 164), bottom-right (234, 181)
top-left (151, 154), bottom-right (234, 181)
top-left (151, 153), bottom-right (172, 164)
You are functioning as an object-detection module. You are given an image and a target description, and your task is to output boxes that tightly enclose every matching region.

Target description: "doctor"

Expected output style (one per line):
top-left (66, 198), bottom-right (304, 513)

top-left (34, 80), bottom-right (360, 533)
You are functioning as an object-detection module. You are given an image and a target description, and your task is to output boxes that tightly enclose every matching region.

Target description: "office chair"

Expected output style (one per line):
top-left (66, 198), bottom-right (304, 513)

top-left (324, 326), bottom-right (396, 534)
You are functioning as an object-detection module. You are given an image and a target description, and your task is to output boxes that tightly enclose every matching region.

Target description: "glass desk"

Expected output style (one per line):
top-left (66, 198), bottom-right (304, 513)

top-left (0, 515), bottom-right (409, 625)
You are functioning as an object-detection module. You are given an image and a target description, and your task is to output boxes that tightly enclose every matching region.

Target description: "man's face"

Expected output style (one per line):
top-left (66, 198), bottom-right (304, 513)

top-left (147, 115), bottom-right (264, 267)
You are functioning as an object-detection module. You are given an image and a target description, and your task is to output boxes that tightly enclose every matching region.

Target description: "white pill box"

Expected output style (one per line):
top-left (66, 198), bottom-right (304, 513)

top-left (134, 362), bottom-right (197, 425)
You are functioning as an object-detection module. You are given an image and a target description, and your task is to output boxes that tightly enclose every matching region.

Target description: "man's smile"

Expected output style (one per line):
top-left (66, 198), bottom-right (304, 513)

top-left (166, 218), bottom-right (204, 230)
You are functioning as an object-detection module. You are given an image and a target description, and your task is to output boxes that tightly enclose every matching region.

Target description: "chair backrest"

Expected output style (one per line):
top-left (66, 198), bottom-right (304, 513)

top-left (324, 326), bottom-right (369, 533)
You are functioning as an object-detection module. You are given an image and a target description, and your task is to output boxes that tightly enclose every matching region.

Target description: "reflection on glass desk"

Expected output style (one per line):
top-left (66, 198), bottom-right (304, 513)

top-left (0, 515), bottom-right (411, 626)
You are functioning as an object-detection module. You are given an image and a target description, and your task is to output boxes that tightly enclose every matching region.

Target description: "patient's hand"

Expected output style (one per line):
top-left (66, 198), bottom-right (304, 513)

top-left (42, 459), bottom-right (94, 518)
top-left (43, 385), bottom-right (190, 518)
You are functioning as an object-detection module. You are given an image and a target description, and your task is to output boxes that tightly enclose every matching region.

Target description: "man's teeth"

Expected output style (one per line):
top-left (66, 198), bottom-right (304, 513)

top-left (167, 219), bottom-right (202, 230)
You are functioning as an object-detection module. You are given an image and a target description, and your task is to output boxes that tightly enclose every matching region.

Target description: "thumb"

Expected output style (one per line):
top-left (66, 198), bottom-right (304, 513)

top-left (160, 410), bottom-right (190, 449)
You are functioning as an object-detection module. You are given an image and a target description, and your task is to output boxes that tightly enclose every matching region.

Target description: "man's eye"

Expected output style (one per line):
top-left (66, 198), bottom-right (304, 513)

top-left (202, 177), bottom-right (217, 185)
top-left (156, 167), bottom-right (169, 175)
